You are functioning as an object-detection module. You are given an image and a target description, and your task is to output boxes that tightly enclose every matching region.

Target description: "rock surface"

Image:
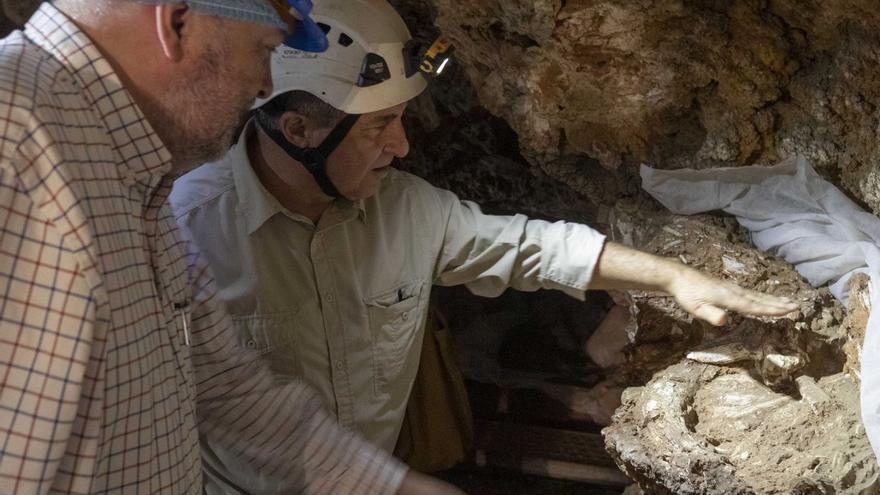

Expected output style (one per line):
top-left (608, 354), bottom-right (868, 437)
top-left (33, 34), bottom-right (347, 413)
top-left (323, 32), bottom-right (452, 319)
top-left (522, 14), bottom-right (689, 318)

top-left (601, 201), bottom-right (876, 494)
top-left (605, 363), bottom-right (878, 494)
top-left (609, 198), bottom-right (847, 387)
top-left (398, 0), bottom-right (880, 218)
top-left (844, 274), bottom-right (871, 384)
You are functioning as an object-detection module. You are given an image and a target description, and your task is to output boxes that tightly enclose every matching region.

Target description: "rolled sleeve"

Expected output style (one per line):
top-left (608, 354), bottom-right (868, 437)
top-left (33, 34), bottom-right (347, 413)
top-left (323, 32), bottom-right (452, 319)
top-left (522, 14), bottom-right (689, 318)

top-left (537, 220), bottom-right (607, 300)
top-left (434, 190), bottom-right (606, 300)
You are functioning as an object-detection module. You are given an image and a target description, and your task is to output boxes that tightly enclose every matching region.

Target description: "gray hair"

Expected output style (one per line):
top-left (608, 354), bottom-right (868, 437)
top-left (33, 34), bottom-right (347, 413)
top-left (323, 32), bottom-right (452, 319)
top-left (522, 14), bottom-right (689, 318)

top-left (255, 90), bottom-right (346, 133)
top-left (51, 0), bottom-right (114, 18)
top-left (53, 0), bottom-right (286, 29)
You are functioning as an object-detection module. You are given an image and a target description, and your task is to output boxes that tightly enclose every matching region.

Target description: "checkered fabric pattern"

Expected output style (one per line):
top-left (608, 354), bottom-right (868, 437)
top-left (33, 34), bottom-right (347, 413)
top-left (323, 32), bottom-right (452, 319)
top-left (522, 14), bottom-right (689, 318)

top-left (0, 3), bottom-right (405, 494)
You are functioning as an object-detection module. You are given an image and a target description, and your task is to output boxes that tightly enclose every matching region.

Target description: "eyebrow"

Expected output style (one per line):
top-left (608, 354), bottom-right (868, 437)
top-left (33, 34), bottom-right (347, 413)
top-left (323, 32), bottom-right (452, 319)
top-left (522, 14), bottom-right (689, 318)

top-left (365, 114), bottom-right (398, 127)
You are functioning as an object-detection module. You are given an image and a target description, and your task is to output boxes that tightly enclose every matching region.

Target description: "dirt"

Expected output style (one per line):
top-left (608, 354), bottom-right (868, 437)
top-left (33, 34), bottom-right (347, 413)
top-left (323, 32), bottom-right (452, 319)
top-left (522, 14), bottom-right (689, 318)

top-left (605, 362), bottom-right (878, 494)
top-left (601, 201), bottom-right (876, 494)
top-left (844, 274), bottom-right (871, 384)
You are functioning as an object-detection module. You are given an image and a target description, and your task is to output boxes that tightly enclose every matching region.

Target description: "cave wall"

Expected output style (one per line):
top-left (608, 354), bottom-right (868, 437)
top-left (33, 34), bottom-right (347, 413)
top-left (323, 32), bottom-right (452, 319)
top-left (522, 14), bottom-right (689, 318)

top-left (391, 0), bottom-right (880, 221)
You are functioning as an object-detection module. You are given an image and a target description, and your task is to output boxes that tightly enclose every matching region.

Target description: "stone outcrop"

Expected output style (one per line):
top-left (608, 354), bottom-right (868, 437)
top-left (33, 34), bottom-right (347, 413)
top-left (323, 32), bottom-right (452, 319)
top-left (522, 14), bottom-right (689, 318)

top-left (605, 363), bottom-right (877, 494)
top-left (398, 0), bottom-right (880, 218)
top-left (601, 201), bottom-right (876, 494)
top-left (608, 198), bottom-right (848, 388)
top-left (844, 274), bottom-right (871, 384)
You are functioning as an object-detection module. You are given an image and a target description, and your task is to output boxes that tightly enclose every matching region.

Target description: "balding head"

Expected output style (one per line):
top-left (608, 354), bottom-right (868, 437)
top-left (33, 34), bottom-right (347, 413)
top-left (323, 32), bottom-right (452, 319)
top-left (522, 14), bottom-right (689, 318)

top-left (51, 0), bottom-right (113, 19)
top-left (51, 0), bottom-right (285, 170)
top-left (54, 0), bottom-right (287, 29)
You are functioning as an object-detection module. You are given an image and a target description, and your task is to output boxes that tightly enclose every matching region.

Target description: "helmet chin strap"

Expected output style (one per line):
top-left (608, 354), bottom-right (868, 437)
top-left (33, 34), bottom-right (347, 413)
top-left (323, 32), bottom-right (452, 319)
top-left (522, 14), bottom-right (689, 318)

top-left (257, 114), bottom-right (361, 200)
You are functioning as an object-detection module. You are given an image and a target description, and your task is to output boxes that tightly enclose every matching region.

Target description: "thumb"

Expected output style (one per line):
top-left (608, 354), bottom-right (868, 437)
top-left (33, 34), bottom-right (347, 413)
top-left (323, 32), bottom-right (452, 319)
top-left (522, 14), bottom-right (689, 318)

top-left (692, 304), bottom-right (728, 326)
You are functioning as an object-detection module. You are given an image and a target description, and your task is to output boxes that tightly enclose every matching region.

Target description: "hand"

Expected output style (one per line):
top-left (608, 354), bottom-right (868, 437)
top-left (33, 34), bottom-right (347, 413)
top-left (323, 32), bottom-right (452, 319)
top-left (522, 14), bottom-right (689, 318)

top-left (395, 471), bottom-right (467, 495)
top-left (590, 242), bottom-right (798, 325)
top-left (665, 265), bottom-right (799, 325)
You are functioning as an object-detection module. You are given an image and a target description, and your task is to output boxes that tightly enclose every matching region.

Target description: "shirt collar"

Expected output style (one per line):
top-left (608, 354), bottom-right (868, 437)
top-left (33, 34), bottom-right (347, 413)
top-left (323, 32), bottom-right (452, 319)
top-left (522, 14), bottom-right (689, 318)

top-left (232, 119), bottom-right (366, 235)
top-left (25, 3), bottom-right (173, 188)
top-left (232, 120), bottom-right (287, 235)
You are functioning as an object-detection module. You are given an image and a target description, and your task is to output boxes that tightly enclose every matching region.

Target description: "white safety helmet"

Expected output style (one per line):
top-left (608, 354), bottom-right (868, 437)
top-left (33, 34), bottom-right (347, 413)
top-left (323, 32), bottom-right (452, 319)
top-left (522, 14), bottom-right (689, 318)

top-left (252, 0), bottom-right (452, 200)
top-left (255, 0), bottom-right (434, 114)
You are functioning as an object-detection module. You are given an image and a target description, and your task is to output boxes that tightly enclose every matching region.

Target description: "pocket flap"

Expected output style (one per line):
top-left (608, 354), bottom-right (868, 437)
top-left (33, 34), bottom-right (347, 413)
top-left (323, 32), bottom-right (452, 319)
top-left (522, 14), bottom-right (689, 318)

top-left (365, 280), bottom-right (424, 310)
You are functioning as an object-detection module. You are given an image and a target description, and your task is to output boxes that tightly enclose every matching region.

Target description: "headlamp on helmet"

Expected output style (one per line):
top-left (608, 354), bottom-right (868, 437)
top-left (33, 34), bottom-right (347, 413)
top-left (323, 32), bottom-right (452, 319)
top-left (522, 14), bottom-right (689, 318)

top-left (404, 35), bottom-right (455, 79)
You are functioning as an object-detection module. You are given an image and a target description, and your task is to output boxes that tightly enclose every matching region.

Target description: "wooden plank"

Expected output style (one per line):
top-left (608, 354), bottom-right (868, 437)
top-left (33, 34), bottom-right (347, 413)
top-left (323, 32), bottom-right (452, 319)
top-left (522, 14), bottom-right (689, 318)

top-left (471, 419), bottom-right (631, 487)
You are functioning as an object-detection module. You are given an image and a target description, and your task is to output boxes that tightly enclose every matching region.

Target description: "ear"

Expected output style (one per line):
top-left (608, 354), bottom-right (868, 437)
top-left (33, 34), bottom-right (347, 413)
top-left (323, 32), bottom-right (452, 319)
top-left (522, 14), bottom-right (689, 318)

top-left (155, 3), bottom-right (191, 62)
top-left (279, 112), bottom-right (314, 148)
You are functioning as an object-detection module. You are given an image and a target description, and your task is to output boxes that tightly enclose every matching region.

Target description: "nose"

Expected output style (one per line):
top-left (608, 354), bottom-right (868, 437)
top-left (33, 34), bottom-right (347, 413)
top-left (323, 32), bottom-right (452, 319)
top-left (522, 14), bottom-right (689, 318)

top-left (256, 68), bottom-right (274, 100)
top-left (384, 118), bottom-right (410, 158)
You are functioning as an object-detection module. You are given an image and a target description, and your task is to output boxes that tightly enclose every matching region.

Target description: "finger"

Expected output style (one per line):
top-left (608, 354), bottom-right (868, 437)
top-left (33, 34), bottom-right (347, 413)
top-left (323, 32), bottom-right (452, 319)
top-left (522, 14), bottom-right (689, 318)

top-left (723, 297), bottom-right (796, 316)
top-left (692, 304), bottom-right (728, 326)
top-left (737, 295), bottom-right (799, 314)
top-left (737, 287), bottom-right (798, 307)
top-left (748, 293), bottom-right (799, 313)
top-left (718, 287), bottom-right (799, 315)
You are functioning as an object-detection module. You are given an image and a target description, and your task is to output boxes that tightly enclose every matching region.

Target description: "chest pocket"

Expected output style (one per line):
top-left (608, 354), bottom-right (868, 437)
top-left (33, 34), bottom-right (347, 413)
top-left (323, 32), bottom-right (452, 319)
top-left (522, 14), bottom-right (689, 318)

top-left (366, 280), bottom-right (425, 394)
top-left (232, 311), bottom-right (300, 378)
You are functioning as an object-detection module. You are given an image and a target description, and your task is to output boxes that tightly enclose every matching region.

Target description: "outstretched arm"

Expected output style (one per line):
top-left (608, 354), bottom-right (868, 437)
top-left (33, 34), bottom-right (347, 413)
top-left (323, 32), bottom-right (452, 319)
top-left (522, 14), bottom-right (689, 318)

top-left (590, 241), bottom-right (798, 325)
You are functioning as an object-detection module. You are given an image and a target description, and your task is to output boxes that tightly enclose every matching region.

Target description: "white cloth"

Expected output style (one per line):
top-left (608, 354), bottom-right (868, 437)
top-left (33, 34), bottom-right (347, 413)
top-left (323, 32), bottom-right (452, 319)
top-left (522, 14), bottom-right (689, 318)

top-left (640, 155), bottom-right (880, 460)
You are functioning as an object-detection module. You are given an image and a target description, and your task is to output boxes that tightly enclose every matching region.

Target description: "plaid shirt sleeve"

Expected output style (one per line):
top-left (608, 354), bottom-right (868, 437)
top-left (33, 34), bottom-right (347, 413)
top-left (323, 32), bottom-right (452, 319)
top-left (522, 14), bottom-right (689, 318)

top-left (0, 159), bottom-right (98, 494)
top-left (181, 228), bottom-right (408, 495)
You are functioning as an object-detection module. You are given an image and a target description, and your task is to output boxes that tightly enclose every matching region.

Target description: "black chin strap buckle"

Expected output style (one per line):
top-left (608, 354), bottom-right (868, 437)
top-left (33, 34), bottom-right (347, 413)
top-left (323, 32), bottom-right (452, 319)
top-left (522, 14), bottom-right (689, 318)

top-left (298, 148), bottom-right (326, 174)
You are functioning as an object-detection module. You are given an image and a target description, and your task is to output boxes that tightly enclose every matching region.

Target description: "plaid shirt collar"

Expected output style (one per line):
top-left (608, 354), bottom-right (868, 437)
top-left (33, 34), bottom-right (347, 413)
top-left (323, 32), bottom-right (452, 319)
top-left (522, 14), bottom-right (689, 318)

top-left (25, 3), bottom-right (173, 188)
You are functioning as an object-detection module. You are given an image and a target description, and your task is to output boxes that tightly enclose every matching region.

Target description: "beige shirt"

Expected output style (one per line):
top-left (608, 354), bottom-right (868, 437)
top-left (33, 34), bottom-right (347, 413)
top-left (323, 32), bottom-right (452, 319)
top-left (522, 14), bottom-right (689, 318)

top-left (170, 121), bottom-right (607, 452)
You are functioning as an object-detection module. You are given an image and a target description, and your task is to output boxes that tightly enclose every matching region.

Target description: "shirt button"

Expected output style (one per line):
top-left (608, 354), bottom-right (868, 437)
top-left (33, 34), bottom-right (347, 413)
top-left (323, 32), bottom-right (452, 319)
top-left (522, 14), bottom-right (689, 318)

top-left (324, 293), bottom-right (333, 303)
top-left (246, 339), bottom-right (256, 349)
top-left (402, 312), bottom-right (409, 321)
top-left (335, 361), bottom-right (344, 371)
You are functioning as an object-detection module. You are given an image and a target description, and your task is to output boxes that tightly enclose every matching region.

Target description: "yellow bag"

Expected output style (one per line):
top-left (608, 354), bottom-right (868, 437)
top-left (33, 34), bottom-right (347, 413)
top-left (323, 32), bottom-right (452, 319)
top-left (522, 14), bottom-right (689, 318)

top-left (394, 306), bottom-right (474, 472)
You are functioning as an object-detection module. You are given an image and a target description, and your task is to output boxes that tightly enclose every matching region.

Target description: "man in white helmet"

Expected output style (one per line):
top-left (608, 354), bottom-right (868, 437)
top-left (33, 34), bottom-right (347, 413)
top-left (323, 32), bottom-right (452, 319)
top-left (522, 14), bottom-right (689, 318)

top-left (171, 0), bottom-right (798, 480)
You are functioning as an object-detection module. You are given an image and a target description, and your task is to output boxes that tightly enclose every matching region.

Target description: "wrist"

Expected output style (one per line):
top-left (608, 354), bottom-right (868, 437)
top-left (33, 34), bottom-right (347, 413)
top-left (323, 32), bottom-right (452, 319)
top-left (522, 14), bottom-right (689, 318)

top-left (656, 256), bottom-right (689, 293)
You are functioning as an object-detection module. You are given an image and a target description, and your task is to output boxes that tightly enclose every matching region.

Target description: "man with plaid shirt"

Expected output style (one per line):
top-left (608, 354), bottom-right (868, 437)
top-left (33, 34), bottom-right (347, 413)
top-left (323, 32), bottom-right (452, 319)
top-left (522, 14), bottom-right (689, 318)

top-left (0, 1), bottom-right (461, 494)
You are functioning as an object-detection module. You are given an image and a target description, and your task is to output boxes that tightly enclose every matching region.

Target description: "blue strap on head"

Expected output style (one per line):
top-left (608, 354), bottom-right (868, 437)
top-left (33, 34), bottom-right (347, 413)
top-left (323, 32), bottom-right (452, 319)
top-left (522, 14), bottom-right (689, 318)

top-left (284, 0), bottom-right (329, 52)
